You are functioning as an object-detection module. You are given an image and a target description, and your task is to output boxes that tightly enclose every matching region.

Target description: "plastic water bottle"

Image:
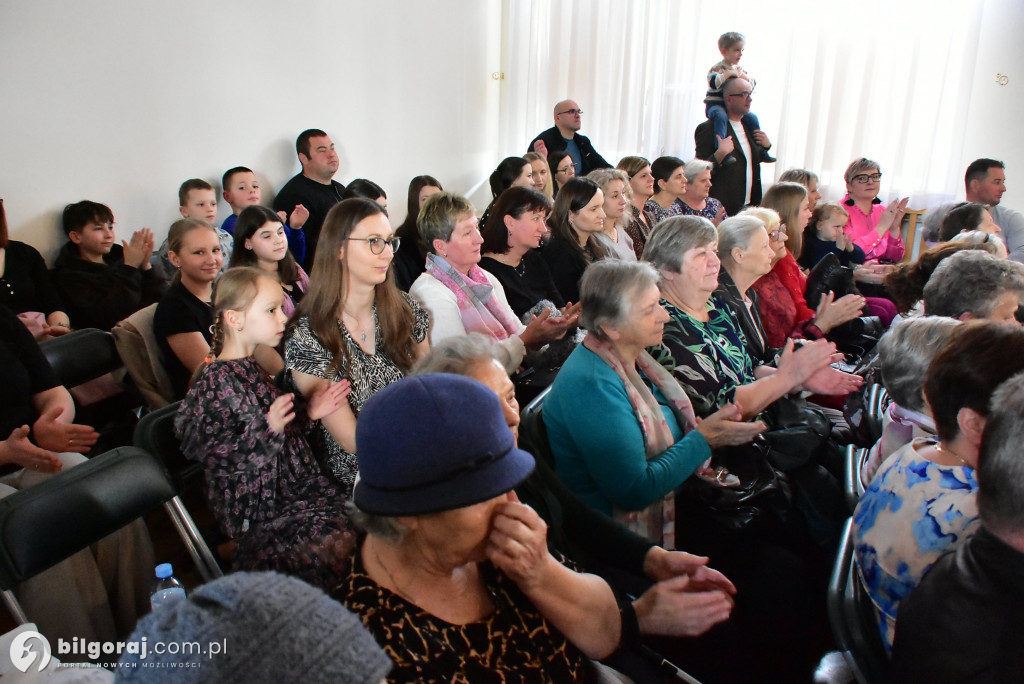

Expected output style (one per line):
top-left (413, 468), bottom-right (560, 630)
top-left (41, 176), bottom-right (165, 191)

top-left (150, 563), bottom-right (186, 609)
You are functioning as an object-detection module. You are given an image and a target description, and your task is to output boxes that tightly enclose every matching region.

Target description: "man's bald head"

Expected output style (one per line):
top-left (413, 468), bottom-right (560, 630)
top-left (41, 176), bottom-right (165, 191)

top-left (553, 100), bottom-right (583, 135)
top-left (723, 78), bottom-right (753, 120)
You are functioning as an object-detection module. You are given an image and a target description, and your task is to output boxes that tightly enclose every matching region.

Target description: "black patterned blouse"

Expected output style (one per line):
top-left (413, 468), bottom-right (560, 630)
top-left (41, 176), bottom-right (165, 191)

top-left (284, 294), bottom-right (429, 487)
top-left (336, 548), bottom-right (597, 683)
top-left (174, 357), bottom-right (356, 589)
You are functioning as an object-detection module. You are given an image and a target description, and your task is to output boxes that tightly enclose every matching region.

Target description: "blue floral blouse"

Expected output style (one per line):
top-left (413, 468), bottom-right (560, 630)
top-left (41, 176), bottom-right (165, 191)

top-left (852, 439), bottom-right (980, 650)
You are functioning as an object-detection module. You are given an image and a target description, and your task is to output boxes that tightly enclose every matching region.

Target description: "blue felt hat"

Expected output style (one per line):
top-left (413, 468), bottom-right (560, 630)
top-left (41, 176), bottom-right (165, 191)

top-left (353, 373), bottom-right (535, 516)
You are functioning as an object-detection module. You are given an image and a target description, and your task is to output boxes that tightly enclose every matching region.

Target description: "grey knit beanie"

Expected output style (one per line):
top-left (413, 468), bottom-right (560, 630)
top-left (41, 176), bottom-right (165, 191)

top-left (114, 571), bottom-right (391, 683)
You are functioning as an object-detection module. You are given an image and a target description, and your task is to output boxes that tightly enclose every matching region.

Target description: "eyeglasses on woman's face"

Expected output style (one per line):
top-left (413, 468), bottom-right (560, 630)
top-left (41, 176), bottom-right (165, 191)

top-left (851, 173), bottom-right (883, 184)
top-left (768, 226), bottom-right (788, 241)
top-left (346, 236), bottom-right (400, 254)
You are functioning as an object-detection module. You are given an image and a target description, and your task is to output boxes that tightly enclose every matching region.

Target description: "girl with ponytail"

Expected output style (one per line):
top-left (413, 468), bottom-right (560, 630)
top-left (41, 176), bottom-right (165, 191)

top-left (174, 267), bottom-right (357, 588)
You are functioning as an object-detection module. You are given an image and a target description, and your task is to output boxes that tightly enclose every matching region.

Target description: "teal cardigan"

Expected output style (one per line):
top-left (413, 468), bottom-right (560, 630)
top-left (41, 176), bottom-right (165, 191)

top-left (543, 345), bottom-right (710, 516)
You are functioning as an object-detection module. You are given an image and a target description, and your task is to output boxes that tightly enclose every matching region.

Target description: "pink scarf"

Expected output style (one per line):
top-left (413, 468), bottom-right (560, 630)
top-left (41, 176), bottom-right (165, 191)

top-left (583, 332), bottom-right (700, 549)
top-left (425, 254), bottom-right (521, 340)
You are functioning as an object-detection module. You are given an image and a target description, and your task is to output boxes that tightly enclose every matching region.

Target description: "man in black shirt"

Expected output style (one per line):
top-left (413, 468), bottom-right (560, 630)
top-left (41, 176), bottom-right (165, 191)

top-left (527, 100), bottom-right (611, 176)
top-left (273, 129), bottom-right (346, 271)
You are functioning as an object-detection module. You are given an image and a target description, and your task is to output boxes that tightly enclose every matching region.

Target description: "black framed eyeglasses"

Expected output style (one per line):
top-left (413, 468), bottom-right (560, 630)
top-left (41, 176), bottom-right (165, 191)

top-left (557, 108), bottom-right (583, 116)
top-left (852, 173), bottom-right (883, 184)
top-left (346, 236), bottom-right (400, 254)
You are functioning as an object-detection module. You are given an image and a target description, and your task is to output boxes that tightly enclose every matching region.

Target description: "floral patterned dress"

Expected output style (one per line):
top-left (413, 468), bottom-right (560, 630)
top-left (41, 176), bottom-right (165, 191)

top-left (337, 549), bottom-right (596, 683)
top-left (647, 297), bottom-right (755, 417)
top-left (284, 295), bottom-right (429, 488)
top-left (852, 439), bottom-right (980, 650)
top-left (174, 357), bottom-right (356, 589)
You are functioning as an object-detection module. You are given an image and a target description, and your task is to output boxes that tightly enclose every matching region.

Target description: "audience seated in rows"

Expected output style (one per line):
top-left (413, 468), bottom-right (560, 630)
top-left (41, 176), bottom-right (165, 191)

top-left (922, 249), bottom-right (1024, 323)
top-left (853, 321), bottom-right (1024, 650)
top-left (524, 151), bottom-right (553, 198)
top-left (644, 156), bottom-right (688, 224)
top-left (548, 149), bottom-right (577, 195)
top-left (53, 200), bottom-right (166, 332)
top-left (964, 158), bottom-right (1024, 263)
top-left (409, 192), bottom-right (577, 373)
top-left (883, 240), bottom-right (1005, 316)
top-left (229, 205), bottom-right (309, 318)
top-left (799, 201), bottom-right (865, 270)
top-left (677, 159), bottom-right (727, 225)
top-left (219, 166), bottom-right (306, 265)
top-left (891, 371), bottom-right (1024, 681)
top-left (937, 200), bottom-right (1002, 242)
top-left (284, 198), bottom-right (428, 489)
top-left (528, 99), bottom-right (611, 176)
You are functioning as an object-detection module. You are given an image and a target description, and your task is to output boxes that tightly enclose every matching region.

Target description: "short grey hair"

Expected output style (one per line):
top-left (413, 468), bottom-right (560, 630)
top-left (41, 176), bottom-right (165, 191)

top-left (978, 371), bottom-right (1024, 534)
top-left (683, 159), bottom-right (713, 184)
top-left (418, 191), bottom-right (476, 252)
top-left (346, 501), bottom-right (409, 543)
top-left (950, 229), bottom-right (1006, 254)
top-left (718, 215), bottom-right (766, 262)
top-left (579, 260), bottom-right (660, 337)
top-left (923, 250), bottom-right (1024, 319)
top-left (844, 157), bottom-right (881, 184)
top-left (410, 333), bottom-right (512, 377)
top-left (643, 215), bottom-right (717, 274)
top-left (877, 316), bottom-right (961, 411)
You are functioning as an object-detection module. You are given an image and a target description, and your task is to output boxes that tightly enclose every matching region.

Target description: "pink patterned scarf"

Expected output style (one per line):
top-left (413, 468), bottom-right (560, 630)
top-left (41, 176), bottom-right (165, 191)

top-left (425, 254), bottom-right (521, 340)
top-left (583, 332), bottom-right (701, 549)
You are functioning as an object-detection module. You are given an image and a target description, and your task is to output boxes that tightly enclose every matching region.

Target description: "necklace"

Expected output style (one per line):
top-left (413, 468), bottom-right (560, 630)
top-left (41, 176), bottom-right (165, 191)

top-left (934, 442), bottom-right (971, 468)
top-left (341, 309), bottom-right (370, 343)
top-left (371, 542), bottom-right (412, 603)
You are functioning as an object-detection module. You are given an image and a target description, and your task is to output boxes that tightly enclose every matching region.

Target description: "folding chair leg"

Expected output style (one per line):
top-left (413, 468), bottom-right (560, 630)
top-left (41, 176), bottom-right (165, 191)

top-left (162, 497), bottom-right (224, 582)
top-left (2, 589), bottom-right (29, 624)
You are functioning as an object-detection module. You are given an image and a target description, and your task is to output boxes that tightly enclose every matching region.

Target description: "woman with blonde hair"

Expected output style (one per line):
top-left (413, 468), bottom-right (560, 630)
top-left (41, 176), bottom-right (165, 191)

top-left (524, 151), bottom-right (553, 198)
top-left (587, 168), bottom-right (637, 261)
top-left (285, 198), bottom-right (429, 488)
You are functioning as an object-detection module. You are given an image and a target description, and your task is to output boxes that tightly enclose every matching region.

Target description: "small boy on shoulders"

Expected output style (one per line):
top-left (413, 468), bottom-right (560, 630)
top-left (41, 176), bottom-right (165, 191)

top-left (220, 166), bottom-right (308, 264)
top-left (155, 179), bottom-right (234, 275)
top-left (704, 31), bottom-right (774, 163)
top-left (52, 200), bottom-right (167, 331)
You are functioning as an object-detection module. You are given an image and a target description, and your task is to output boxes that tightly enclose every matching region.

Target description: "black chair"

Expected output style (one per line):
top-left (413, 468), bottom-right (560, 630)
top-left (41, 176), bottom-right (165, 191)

top-left (133, 402), bottom-right (222, 582)
top-left (39, 328), bottom-right (122, 389)
top-left (518, 385), bottom-right (554, 469)
top-left (0, 447), bottom-right (219, 625)
top-left (827, 517), bottom-right (892, 684)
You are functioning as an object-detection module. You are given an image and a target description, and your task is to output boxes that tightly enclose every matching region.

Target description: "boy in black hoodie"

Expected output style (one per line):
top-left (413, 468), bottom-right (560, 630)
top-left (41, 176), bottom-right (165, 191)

top-left (52, 200), bottom-right (166, 330)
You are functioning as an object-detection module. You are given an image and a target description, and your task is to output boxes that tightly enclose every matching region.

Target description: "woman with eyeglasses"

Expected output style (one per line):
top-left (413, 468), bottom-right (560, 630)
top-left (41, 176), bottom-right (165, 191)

top-left (410, 192), bottom-right (578, 374)
top-left (548, 150), bottom-right (577, 195)
top-left (842, 158), bottom-right (909, 263)
top-left (285, 198), bottom-right (429, 488)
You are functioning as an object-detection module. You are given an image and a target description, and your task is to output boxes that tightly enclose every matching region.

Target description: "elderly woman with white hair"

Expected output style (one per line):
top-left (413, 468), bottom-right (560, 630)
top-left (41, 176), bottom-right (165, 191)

top-left (644, 215), bottom-right (860, 420)
top-left (859, 316), bottom-right (961, 487)
top-left (587, 168), bottom-right (638, 261)
top-left (922, 249), bottom-right (1024, 324)
top-left (678, 159), bottom-right (727, 226)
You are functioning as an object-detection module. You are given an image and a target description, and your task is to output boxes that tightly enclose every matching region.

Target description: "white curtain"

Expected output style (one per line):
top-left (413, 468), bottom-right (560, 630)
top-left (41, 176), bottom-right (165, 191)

top-left (500, 0), bottom-right (983, 208)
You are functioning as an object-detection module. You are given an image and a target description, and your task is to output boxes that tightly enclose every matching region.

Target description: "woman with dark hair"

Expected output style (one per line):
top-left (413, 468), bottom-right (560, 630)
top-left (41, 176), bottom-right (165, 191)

top-left (479, 157), bottom-right (534, 230)
top-left (479, 186), bottom-right (567, 317)
top-left (617, 156), bottom-right (657, 258)
top-left (644, 156), bottom-right (688, 224)
top-left (0, 198), bottom-right (70, 338)
top-left (341, 179), bottom-right (388, 211)
top-left (230, 205), bottom-right (309, 317)
top-left (853, 321), bottom-right (1024, 651)
top-left (549, 149), bottom-right (576, 195)
top-left (284, 198), bottom-right (429, 488)
top-left (392, 175), bottom-right (443, 291)
top-left (937, 201), bottom-right (1001, 242)
top-left (541, 178), bottom-right (609, 303)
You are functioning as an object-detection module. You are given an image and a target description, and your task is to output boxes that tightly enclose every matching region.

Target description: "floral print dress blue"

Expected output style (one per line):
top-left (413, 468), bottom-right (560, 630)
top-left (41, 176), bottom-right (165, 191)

top-left (175, 357), bottom-right (356, 589)
top-left (851, 439), bottom-right (979, 650)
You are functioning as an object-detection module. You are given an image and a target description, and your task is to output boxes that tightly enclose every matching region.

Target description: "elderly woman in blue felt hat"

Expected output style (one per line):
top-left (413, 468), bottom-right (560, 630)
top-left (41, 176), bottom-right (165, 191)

top-left (334, 373), bottom-right (623, 683)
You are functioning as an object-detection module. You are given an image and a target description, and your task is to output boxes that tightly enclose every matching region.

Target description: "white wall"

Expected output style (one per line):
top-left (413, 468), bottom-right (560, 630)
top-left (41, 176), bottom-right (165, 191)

top-left (961, 0), bottom-right (1024, 208)
top-left (0, 0), bottom-right (502, 261)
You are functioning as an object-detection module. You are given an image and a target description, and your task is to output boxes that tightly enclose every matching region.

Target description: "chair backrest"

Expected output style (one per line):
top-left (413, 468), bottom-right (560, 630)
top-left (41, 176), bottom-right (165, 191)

top-left (112, 303), bottom-right (175, 410)
top-left (518, 386), bottom-right (555, 470)
top-left (0, 447), bottom-right (175, 590)
top-left (39, 328), bottom-right (122, 388)
top-left (901, 209), bottom-right (927, 262)
top-left (827, 517), bottom-right (892, 684)
top-left (133, 401), bottom-right (200, 491)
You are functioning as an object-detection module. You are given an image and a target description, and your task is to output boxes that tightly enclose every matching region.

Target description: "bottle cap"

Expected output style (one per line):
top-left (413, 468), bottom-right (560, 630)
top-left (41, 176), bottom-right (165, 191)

top-left (155, 563), bottom-right (173, 579)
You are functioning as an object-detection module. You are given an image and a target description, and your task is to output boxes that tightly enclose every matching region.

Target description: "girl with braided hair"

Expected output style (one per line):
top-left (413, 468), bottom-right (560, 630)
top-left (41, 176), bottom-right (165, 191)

top-left (175, 267), bottom-right (357, 588)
